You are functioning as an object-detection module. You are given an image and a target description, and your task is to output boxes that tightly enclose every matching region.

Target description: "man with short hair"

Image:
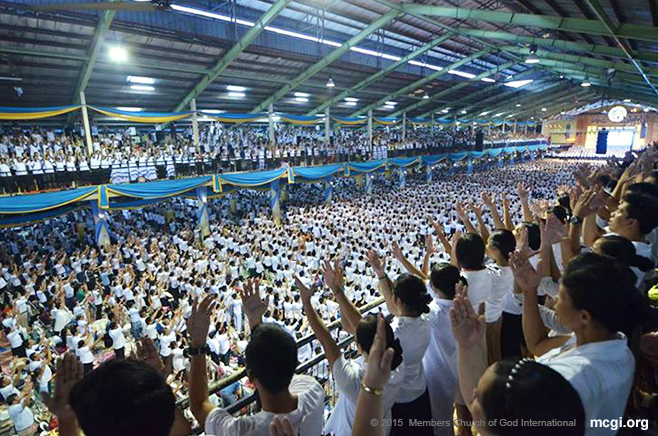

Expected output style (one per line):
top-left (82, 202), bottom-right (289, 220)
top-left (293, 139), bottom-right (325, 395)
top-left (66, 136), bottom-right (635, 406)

top-left (188, 280), bottom-right (324, 436)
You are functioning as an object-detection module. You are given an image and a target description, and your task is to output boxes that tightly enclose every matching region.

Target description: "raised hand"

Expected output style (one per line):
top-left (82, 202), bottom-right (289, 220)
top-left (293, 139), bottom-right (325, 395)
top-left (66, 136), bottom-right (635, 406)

top-left (186, 295), bottom-right (215, 347)
top-left (41, 352), bottom-right (83, 421)
top-left (572, 187), bottom-right (605, 219)
top-left (133, 338), bottom-right (164, 374)
top-left (391, 240), bottom-right (404, 261)
top-left (469, 202), bottom-right (482, 217)
top-left (361, 314), bottom-right (395, 391)
top-left (366, 249), bottom-right (386, 277)
top-left (450, 283), bottom-right (485, 348)
top-left (294, 276), bottom-right (316, 303)
top-left (517, 183), bottom-right (529, 201)
top-left (241, 278), bottom-right (267, 326)
top-left (481, 191), bottom-right (493, 208)
top-left (541, 214), bottom-right (568, 247)
top-left (510, 250), bottom-right (541, 292)
top-left (455, 201), bottom-right (468, 222)
top-left (321, 259), bottom-right (345, 293)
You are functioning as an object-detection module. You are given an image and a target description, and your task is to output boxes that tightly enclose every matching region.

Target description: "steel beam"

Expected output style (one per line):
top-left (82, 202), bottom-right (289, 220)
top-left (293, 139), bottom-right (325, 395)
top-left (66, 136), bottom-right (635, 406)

top-left (508, 89), bottom-right (592, 118)
top-left (454, 81), bottom-right (564, 117)
top-left (499, 46), bottom-right (658, 79)
top-left (476, 85), bottom-right (576, 118)
top-left (350, 49), bottom-right (491, 117)
top-left (174, 0), bottom-right (292, 112)
top-left (583, 0), bottom-right (658, 96)
top-left (392, 60), bottom-right (516, 117)
top-left (454, 28), bottom-right (658, 64)
top-left (401, 5), bottom-right (658, 43)
top-left (306, 33), bottom-right (452, 116)
top-left (68, 7), bottom-right (116, 122)
top-left (250, 9), bottom-right (402, 114)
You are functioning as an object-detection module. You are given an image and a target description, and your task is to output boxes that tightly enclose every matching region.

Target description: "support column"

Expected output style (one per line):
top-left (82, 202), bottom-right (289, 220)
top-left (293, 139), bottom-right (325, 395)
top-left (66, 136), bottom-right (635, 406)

top-left (79, 92), bottom-right (93, 156)
top-left (191, 98), bottom-right (200, 148)
top-left (325, 107), bottom-right (331, 144)
top-left (91, 202), bottom-right (110, 248)
top-left (513, 120), bottom-right (517, 134)
top-left (229, 195), bottom-right (237, 214)
top-left (368, 109), bottom-right (373, 148)
top-left (525, 124), bottom-right (528, 134)
top-left (365, 173), bottom-right (373, 194)
top-left (426, 164), bottom-right (433, 183)
top-left (323, 176), bottom-right (334, 204)
top-left (196, 186), bottom-right (210, 239)
top-left (402, 112), bottom-right (407, 142)
top-left (467, 157), bottom-right (473, 174)
top-left (398, 168), bottom-right (406, 189)
top-left (502, 120), bottom-right (506, 134)
top-left (270, 179), bottom-right (281, 226)
top-left (269, 103), bottom-right (276, 146)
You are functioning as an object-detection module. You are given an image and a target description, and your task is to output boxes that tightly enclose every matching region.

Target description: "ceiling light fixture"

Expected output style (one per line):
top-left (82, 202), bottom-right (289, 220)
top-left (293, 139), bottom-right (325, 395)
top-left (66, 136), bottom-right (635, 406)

top-left (581, 79), bottom-right (591, 87)
top-left (109, 46), bottom-right (127, 62)
top-left (227, 85), bottom-right (247, 92)
top-left (345, 97), bottom-right (359, 102)
top-left (127, 76), bottom-right (155, 85)
top-left (294, 92), bottom-right (310, 97)
top-left (228, 92), bottom-right (246, 98)
top-left (326, 77), bottom-right (335, 88)
top-left (423, 92), bottom-right (430, 99)
top-left (345, 101), bottom-right (357, 106)
top-left (130, 85), bottom-right (154, 92)
top-left (294, 97), bottom-right (309, 103)
top-left (116, 107), bottom-right (142, 112)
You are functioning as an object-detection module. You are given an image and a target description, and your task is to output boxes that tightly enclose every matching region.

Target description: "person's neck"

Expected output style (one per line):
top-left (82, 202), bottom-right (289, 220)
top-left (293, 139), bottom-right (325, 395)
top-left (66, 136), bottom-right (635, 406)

top-left (575, 327), bottom-right (618, 347)
top-left (616, 227), bottom-right (644, 243)
top-left (260, 389), bottom-right (298, 414)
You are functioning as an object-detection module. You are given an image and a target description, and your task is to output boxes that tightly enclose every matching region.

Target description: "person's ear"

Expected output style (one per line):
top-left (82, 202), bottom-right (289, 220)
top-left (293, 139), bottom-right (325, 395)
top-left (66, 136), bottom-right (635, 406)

top-left (580, 309), bottom-right (592, 327)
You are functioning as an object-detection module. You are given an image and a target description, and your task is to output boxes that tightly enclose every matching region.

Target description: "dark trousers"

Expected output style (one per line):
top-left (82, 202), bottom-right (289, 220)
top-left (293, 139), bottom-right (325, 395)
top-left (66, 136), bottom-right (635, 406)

top-left (391, 388), bottom-right (433, 436)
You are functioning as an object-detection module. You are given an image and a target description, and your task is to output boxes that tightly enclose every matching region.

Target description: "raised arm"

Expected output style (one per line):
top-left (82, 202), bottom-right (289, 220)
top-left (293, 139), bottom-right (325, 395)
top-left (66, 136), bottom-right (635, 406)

top-left (470, 203), bottom-right (490, 242)
top-left (366, 250), bottom-right (398, 316)
top-left (320, 260), bottom-right (362, 335)
top-left (481, 192), bottom-right (505, 231)
top-left (240, 278), bottom-right (266, 330)
top-left (517, 184), bottom-right (533, 223)
top-left (296, 277), bottom-right (341, 367)
top-left (391, 241), bottom-right (426, 280)
top-left (455, 202), bottom-right (478, 235)
top-left (428, 216), bottom-right (452, 255)
top-left (510, 252), bottom-right (569, 357)
top-left (186, 295), bottom-right (217, 429)
top-left (450, 283), bottom-right (488, 413)
top-left (421, 235), bottom-right (435, 279)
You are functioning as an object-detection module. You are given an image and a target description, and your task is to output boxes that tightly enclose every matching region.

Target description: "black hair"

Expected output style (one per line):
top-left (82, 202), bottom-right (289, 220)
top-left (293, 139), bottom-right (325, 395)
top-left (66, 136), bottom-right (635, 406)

top-left (550, 205), bottom-right (568, 224)
top-left (563, 253), bottom-right (655, 334)
top-left (429, 263), bottom-right (465, 299)
top-left (489, 229), bottom-right (516, 261)
top-left (245, 323), bottom-right (298, 394)
top-left (455, 233), bottom-right (485, 270)
top-left (522, 222), bottom-right (541, 251)
top-left (355, 315), bottom-right (403, 371)
top-left (595, 235), bottom-right (655, 272)
top-left (481, 359), bottom-right (585, 436)
top-left (69, 359), bottom-right (175, 436)
top-left (392, 273), bottom-right (432, 314)
top-left (627, 182), bottom-right (658, 198)
top-left (621, 192), bottom-right (658, 235)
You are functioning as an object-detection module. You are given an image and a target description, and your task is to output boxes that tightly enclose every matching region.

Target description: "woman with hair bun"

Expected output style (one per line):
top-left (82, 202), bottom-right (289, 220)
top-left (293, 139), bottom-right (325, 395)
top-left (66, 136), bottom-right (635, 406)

top-left (367, 251), bottom-right (434, 436)
top-left (295, 271), bottom-right (404, 436)
top-left (451, 284), bottom-right (586, 436)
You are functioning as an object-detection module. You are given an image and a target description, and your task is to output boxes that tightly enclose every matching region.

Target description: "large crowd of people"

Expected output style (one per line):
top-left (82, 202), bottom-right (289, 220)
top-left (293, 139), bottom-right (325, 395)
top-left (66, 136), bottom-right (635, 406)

top-left (0, 141), bottom-right (656, 436)
top-left (0, 123), bottom-right (545, 194)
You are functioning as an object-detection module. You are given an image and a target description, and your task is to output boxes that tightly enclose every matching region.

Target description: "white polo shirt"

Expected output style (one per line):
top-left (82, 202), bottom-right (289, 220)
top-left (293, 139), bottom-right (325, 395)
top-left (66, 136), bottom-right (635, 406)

top-left (324, 356), bottom-right (404, 436)
top-left (205, 375), bottom-right (324, 436)
top-left (537, 334), bottom-right (634, 436)
top-left (391, 314), bottom-right (431, 403)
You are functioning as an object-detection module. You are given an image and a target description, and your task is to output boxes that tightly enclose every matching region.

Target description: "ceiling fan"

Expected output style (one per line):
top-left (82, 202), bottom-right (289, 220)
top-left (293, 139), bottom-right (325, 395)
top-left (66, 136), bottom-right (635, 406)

top-left (30, 1), bottom-right (173, 12)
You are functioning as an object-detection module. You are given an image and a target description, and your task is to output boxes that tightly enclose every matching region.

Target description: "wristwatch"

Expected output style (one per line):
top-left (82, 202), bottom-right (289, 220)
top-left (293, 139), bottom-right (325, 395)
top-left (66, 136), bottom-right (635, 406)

top-left (569, 215), bottom-right (583, 225)
top-left (187, 345), bottom-right (209, 356)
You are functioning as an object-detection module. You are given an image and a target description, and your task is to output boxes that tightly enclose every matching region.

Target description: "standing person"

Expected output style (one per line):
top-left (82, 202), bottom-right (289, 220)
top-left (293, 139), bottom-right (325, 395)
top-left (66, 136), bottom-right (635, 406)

top-left (187, 283), bottom-right (324, 436)
top-left (295, 274), bottom-right (404, 436)
top-left (367, 251), bottom-right (433, 436)
top-left (7, 381), bottom-right (36, 436)
top-left (108, 321), bottom-right (126, 360)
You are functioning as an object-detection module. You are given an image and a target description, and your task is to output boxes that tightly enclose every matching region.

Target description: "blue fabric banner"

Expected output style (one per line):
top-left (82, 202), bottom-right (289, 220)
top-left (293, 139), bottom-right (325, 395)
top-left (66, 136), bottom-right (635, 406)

top-left (449, 152), bottom-right (469, 162)
top-left (389, 157), bottom-right (420, 167)
top-left (421, 155), bottom-right (448, 166)
top-left (292, 164), bottom-right (344, 180)
top-left (0, 205), bottom-right (80, 227)
top-left (106, 177), bottom-right (211, 201)
top-left (348, 160), bottom-right (387, 173)
top-left (217, 169), bottom-right (288, 190)
top-left (0, 187), bottom-right (96, 214)
top-left (469, 151), bottom-right (486, 159)
top-left (488, 148), bottom-right (503, 157)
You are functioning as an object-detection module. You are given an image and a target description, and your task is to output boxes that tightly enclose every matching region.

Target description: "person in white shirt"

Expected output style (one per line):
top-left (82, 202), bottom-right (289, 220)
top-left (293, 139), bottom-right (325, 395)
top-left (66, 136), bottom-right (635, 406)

top-left (188, 288), bottom-right (324, 436)
top-left (7, 386), bottom-right (36, 435)
top-left (6, 327), bottom-right (26, 357)
top-left (512, 251), bottom-right (656, 436)
top-left (447, 278), bottom-right (586, 436)
top-left (108, 321), bottom-right (126, 360)
top-left (296, 275), bottom-right (404, 436)
top-left (366, 252), bottom-right (434, 436)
